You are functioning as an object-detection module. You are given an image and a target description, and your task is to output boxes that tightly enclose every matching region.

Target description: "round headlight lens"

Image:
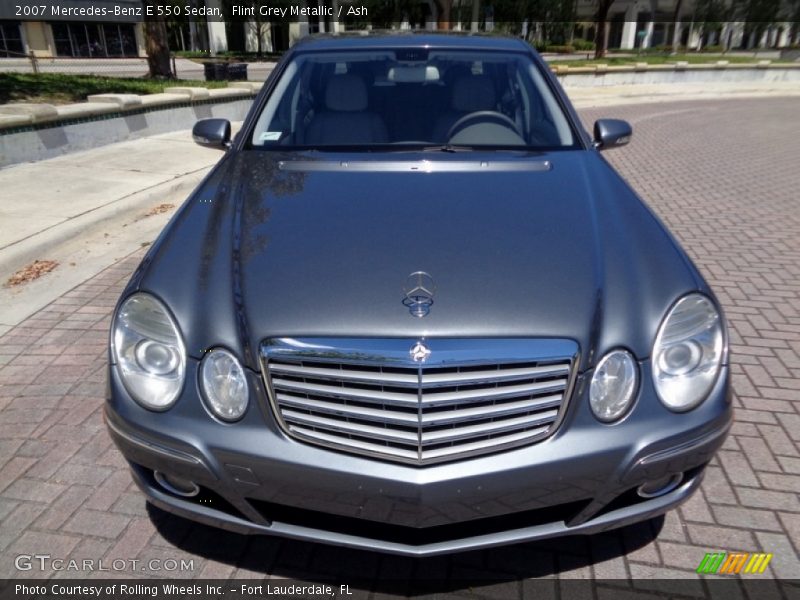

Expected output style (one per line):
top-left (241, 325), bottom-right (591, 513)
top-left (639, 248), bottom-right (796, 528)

top-left (200, 348), bottom-right (248, 422)
top-left (653, 294), bottom-right (724, 411)
top-left (590, 349), bottom-right (638, 422)
top-left (113, 294), bottom-right (185, 410)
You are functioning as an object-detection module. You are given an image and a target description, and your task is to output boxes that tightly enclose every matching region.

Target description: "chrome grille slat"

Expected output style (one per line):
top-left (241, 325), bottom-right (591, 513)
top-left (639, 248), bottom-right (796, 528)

top-left (421, 398), bottom-right (562, 426)
top-left (421, 428), bottom-right (549, 460)
top-left (421, 364), bottom-right (570, 386)
top-left (282, 409), bottom-right (419, 444)
top-left (263, 338), bottom-right (577, 465)
top-left (272, 378), bottom-right (419, 407)
top-left (276, 394), bottom-right (419, 425)
top-left (270, 363), bottom-right (420, 387)
top-left (418, 379), bottom-right (567, 407)
top-left (420, 411), bottom-right (558, 444)
top-left (290, 426), bottom-right (421, 460)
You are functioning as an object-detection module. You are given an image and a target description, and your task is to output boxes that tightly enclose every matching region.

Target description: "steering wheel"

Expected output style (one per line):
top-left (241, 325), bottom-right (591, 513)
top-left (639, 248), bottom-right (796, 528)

top-left (446, 111), bottom-right (521, 141)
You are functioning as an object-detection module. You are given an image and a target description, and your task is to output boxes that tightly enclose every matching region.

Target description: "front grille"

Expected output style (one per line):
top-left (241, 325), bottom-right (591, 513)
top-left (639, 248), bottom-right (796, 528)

top-left (262, 338), bottom-right (578, 465)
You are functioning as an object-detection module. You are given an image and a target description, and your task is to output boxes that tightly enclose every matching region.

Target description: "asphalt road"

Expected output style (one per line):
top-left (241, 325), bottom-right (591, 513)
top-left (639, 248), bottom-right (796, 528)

top-left (0, 98), bottom-right (798, 595)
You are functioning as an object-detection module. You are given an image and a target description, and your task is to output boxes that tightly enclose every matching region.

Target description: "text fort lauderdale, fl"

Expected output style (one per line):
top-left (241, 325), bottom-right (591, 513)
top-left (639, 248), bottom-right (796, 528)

top-left (233, 4), bottom-right (367, 18)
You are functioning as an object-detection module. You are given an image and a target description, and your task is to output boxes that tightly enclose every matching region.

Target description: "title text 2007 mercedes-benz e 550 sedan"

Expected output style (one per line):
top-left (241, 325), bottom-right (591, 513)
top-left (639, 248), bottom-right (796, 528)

top-left (105, 33), bottom-right (732, 556)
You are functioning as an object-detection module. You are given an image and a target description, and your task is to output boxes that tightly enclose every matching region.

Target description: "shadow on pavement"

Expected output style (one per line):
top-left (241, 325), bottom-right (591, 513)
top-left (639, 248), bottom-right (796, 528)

top-left (148, 503), bottom-right (663, 593)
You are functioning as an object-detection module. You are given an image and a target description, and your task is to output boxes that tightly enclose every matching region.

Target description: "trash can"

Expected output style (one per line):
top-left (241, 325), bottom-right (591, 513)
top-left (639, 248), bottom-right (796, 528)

top-left (227, 63), bottom-right (248, 81)
top-left (203, 62), bottom-right (228, 81)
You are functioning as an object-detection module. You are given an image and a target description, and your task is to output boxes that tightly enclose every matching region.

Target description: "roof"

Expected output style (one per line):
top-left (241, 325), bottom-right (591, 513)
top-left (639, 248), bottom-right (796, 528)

top-left (293, 31), bottom-right (531, 53)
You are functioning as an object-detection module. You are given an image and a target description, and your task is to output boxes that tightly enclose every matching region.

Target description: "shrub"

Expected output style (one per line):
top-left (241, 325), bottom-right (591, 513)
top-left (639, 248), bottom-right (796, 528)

top-left (544, 45), bottom-right (575, 54)
top-left (572, 39), bottom-right (596, 51)
top-left (700, 45), bottom-right (725, 53)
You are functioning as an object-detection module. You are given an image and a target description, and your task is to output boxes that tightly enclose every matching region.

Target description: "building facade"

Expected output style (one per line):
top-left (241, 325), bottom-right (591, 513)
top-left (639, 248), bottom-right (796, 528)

top-left (1, 0), bottom-right (796, 60)
top-left (0, 0), bottom-right (145, 58)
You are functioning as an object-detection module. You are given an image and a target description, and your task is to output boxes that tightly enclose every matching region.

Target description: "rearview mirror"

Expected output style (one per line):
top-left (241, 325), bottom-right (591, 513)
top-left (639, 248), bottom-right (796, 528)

top-left (192, 118), bottom-right (231, 148)
top-left (593, 119), bottom-right (632, 150)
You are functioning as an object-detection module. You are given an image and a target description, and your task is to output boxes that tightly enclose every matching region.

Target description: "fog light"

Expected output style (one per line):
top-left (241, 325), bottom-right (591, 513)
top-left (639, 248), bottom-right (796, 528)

top-left (637, 473), bottom-right (683, 499)
top-left (154, 471), bottom-right (199, 497)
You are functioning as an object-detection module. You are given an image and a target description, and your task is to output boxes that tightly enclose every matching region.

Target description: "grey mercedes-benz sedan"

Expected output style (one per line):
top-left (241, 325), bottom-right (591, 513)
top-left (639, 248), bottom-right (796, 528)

top-left (106, 33), bottom-right (732, 556)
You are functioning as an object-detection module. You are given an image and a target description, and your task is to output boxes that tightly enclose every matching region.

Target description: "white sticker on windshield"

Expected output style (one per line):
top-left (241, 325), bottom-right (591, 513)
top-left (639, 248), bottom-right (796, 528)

top-left (260, 131), bottom-right (282, 141)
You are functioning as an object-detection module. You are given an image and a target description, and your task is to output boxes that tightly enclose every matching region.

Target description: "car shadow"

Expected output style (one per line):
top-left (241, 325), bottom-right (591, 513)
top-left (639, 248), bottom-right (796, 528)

top-left (147, 503), bottom-right (663, 593)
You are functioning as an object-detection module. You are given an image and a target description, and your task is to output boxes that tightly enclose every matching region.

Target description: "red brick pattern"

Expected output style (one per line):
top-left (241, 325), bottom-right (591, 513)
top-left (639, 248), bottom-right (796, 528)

top-left (0, 98), bottom-right (798, 589)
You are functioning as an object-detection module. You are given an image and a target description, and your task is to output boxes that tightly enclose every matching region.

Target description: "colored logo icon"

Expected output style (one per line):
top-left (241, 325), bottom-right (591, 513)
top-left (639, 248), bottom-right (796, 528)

top-left (697, 552), bottom-right (773, 575)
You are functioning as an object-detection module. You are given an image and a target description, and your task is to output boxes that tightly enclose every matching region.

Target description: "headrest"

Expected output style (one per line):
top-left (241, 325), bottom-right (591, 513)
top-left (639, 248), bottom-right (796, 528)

top-left (325, 74), bottom-right (368, 112)
top-left (451, 76), bottom-right (496, 112)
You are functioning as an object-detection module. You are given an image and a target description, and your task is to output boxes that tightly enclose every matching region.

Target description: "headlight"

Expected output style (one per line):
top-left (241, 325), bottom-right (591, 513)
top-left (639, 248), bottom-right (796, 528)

top-left (653, 294), bottom-right (724, 412)
top-left (200, 348), bottom-right (248, 421)
top-left (589, 349), bottom-right (638, 422)
top-left (113, 293), bottom-right (185, 410)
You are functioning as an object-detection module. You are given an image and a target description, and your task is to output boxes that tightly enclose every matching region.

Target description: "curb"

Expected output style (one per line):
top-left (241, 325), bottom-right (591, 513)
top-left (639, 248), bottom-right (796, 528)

top-left (0, 82), bottom-right (264, 133)
top-left (0, 168), bottom-right (206, 282)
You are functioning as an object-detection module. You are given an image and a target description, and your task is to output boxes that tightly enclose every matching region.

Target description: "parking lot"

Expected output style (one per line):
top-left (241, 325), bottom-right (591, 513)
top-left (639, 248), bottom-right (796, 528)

top-left (0, 97), bottom-right (798, 595)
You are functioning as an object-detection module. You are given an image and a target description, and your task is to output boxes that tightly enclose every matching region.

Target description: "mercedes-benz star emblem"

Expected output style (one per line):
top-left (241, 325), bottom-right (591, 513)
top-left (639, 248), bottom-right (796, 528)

top-left (402, 271), bottom-right (436, 318)
top-left (410, 341), bottom-right (431, 363)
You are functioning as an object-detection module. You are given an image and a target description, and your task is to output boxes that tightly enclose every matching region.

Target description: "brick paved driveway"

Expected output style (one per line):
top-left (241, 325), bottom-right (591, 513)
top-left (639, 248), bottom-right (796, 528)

top-left (0, 98), bottom-right (798, 594)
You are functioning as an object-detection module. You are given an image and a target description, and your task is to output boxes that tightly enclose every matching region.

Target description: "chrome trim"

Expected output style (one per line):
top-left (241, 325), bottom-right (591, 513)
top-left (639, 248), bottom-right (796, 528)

top-left (637, 473), bottom-right (684, 499)
top-left (154, 471), bottom-right (200, 498)
top-left (104, 409), bottom-right (205, 467)
top-left (275, 393), bottom-right (420, 425)
top-left (261, 338), bottom-right (579, 466)
top-left (278, 160), bottom-right (552, 173)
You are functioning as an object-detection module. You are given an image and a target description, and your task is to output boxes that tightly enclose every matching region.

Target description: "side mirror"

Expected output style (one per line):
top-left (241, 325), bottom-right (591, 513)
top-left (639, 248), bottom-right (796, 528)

top-left (192, 118), bottom-right (231, 148)
top-left (593, 119), bottom-right (632, 150)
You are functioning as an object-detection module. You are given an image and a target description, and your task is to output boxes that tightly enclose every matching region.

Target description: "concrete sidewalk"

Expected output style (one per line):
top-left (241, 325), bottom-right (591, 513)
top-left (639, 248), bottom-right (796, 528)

top-left (1, 81), bottom-right (798, 336)
top-left (0, 56), bottom-right (277, 81)
top-left (566, 80), bottom-right (800, 108)
top-left (0, 129), bottom-right (231, 335)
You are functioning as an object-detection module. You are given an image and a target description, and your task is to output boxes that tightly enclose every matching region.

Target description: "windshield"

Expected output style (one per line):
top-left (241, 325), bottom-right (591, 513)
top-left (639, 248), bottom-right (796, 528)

top-left (249, 48), bottom-right (577, 151)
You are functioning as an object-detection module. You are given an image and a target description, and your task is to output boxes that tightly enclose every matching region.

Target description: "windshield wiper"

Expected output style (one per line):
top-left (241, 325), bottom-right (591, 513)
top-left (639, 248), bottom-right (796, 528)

top-left (421, 144), bottom-right (475, 153)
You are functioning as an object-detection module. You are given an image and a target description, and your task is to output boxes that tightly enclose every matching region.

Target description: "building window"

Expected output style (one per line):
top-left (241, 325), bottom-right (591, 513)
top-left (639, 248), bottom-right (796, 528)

top-left (50, 22), bottom-right (137, 57)
top-left (103, 24), bottom-right (137, 56)
top-left (0, 21), bottom-right (24, 57)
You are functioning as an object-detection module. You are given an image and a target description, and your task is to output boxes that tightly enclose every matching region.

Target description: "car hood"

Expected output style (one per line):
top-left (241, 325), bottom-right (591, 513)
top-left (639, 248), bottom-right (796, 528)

top-left (138, 150), bottom-right (704, 371)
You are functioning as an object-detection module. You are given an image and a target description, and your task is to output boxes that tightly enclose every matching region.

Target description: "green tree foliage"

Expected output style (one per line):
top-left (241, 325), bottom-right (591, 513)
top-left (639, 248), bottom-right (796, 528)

top-left (788, 0), bottom-right (800, 44)
top-left (489, 0), bottom-right (577, 43)
top-left (734, 0), bottom-right (782, 47)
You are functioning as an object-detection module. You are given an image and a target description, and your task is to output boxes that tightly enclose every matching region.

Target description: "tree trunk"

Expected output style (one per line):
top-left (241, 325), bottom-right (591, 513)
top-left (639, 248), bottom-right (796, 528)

top-left (470, 0), bottom-right (480, 32)
top-left (144, 2), bottom-right (173, 78)
top-left (594, 0), bottom-right (614, 59)
top-left (436, 0), bottom-right (452, 29)
top-left (670, 0), bottom-right (683, 53)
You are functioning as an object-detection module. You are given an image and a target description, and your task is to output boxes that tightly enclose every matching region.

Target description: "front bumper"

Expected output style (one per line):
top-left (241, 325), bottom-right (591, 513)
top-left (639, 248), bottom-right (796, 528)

top-left (105, 362), bottom-right (732, 556)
